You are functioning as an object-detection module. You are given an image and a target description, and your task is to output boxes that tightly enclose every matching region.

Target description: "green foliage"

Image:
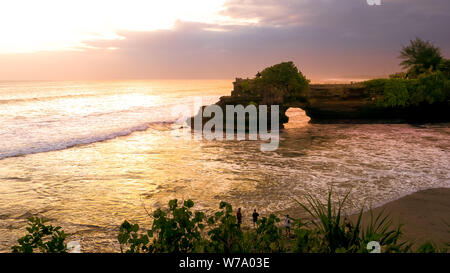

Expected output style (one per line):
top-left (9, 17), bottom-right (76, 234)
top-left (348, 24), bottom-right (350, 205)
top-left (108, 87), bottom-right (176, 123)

top-left (116, 193), bottom-right (446, 253)
top-left (413, 71), bottom-right (448, 105)
top-left (257, 61), bottom-right (310, 101)
top-left (364, 78), bottom-right (411, 107)
top-left (364, 72), bottom-right (450, 107)
top-left (11, 217), bottom-right (67, 253)
top-left (119, 200), bottom-right (285, 253)
top-left (234, 62), bottom-right (309, 103)
top-left (417, 241), bottom-right (439, 253)
top-left (364, 78), bottom-right (389, 95)
top-left (438, 58), bottom-right (450, 78)
top-left (360, 209), bottom-right (411, 253)
top-left (295, 190), bottom-right (361, 253)
top-left (239, 79), bottom-right (255, 95)
top-left (205, 201), bottom-right (243, 253)
top-left (9, 197), bottom-right (444, 253)
top-left (381, 79), bottom-right (410, 107)
top-left (389, 72), bottom-right (407, 79)
top-left (243, 214), bottom-right (284, 253)
top-left (399, 38), bottom-right (443, 78)
top-left (149, 199), bottom-right (206, 252)
top-left (293, 219), bottom-right (322, 253)
top-left (293, 190), bottom-right (409, 253)
top-left (118, 199), bottom-right (206, 253)
top-left (205, 202), bottom-right (285, 253)
top-left (117, 221), bottom-right (149, 253)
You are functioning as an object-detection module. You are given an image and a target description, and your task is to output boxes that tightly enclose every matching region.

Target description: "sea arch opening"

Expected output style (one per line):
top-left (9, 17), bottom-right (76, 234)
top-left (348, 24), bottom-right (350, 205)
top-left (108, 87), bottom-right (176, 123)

top-left (284, 107), bottom-right (311, 128)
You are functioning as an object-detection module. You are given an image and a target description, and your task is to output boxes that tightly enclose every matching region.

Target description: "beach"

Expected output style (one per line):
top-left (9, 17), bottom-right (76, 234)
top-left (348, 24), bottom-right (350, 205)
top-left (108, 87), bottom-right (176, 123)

top-left (353, 188), bottom-right (450, 249)
top-left (282, 188), bottom-right (450, 249)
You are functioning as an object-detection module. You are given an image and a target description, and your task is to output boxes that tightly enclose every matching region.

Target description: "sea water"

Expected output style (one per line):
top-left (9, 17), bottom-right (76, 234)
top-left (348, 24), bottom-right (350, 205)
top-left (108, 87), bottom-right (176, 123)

top-left (0, 80), bottom-right (448, 252)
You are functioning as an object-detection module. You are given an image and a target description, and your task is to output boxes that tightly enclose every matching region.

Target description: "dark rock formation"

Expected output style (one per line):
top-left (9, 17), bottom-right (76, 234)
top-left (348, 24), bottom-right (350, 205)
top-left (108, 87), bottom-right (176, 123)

top-left (303, 84), bottom-right (449, 123)
top-left (189, 78), bottom-right (449, 130)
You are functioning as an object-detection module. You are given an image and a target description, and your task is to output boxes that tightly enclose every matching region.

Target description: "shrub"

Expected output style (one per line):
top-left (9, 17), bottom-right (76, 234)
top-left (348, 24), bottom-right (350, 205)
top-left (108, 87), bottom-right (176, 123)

top-left (380, 79), bottom-right (410, 107)
top-left (205, 201), bottom-right (243, 253)
top-left (257, 61), bottom-right (310, 102)
top-left (117, 221), bottom-right (149, 253)
top-left (119, 200), bottom-right (285, 253)
top-left (438, 59), bottom-right (450, 78)
top-left (399, 38), bottom-right (443, 78)
top-left (364, 78), bottom-right (410, 107)
top-left (233, 62), bottom-right (310, 103)
top-left (12, 217), bottom-right (67, 253)
top-left (295, 190), bottom-right (361, 253)
top-left (239, 79), bottom-right (255, 95)
top-left (293, 218), bottom-right (322, 253)
top-left (417, 241), bottom-right (439, 253)
top-left (360, 209), bottom-right (411, 253)
top-left (294, 190), bottom-right (410, 253)
top-left (389, 72), bottom-right (407, 79)
top-left (364, 72), bottom-right (449, 107)
top-left (244, 214), bottom-right (284, 253)
top-left (414, 72), bottom-right (448, 104)
top-left (10, 196), bottom-right (444, 253)
top-left (118, 199), bottom-right (206, 253)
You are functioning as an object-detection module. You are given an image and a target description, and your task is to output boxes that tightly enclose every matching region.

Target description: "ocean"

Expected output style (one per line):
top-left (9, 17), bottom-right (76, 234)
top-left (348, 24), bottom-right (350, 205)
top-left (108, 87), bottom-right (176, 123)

top-left (0, 80), bottom-right (449, 252)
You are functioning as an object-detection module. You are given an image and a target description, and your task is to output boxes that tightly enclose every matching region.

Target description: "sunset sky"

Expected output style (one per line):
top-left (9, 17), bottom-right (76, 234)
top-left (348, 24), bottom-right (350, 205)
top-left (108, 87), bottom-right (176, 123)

top-left (0, 0), bottom-right (449, 81)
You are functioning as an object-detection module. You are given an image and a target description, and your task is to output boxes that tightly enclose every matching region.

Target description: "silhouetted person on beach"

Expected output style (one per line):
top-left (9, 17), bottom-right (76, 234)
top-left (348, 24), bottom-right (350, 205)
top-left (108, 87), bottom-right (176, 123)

top-left (285, 214), bottom-right (291, 238)
top-left (252, 209), bottom-right (259, 228)
top-left (236, 208), bottom-right (242, 228)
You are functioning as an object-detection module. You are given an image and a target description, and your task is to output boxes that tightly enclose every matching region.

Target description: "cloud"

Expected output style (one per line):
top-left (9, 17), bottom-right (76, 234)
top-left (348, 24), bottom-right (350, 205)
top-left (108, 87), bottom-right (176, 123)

top-left (220, 0), bottom-right (314, 26)
top-left (1, 0), bottom-right (449, 80)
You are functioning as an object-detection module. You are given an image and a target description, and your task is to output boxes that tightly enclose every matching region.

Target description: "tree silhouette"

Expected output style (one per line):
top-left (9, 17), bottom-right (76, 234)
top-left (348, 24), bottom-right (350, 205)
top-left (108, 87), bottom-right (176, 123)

top-left (399, 38), bottom-right (443, 78)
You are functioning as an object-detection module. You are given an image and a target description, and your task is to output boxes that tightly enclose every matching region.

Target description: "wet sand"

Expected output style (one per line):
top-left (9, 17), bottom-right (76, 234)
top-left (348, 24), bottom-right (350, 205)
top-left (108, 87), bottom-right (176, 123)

top-left (352, 188), bottom-right (450, 249)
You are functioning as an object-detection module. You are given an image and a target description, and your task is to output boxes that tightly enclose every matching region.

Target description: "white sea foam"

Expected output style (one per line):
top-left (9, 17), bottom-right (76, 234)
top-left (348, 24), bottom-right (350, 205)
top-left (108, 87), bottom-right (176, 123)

top-left (0, 80), bottom-right (223, 160)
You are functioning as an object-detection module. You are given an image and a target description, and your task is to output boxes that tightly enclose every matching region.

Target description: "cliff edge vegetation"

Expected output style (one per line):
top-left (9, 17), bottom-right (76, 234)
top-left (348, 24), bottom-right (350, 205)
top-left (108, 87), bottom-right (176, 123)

top-left (190, 38), bottom-right (449, 127)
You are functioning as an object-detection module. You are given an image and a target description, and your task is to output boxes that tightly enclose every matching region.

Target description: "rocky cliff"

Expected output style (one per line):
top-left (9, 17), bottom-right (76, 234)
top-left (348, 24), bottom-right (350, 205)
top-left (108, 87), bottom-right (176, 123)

top-left (303, 83), bottom-right (449, 123)
top-left (189, 80), bottom-right (449, 129)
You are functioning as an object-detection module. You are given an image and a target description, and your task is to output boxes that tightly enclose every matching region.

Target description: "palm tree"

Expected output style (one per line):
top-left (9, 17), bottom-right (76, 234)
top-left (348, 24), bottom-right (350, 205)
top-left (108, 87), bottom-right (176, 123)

top-left (399, 38), bottom-right (443, 78)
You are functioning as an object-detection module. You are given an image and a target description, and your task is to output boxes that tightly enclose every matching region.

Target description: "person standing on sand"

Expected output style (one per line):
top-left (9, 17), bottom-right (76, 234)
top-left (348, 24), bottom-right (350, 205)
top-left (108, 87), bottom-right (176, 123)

top-left (236, 208), bottom-right (242, 228)
top-left (284, 214), bottom-right (291, 238)
top-left (252, 209), bottom-right (259, 228)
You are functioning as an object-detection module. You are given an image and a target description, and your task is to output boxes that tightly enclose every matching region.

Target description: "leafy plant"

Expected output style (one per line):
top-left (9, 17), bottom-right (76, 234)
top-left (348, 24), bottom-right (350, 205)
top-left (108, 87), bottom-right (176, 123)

top-left (244, 214), bottom-right (284, 253)
top-left (293, 218), bottom-right (322, 253)
top-left (294, 189), bottom-right (409, 253)
top-left (257, 61), bottom-right (310, 102)
top-left (115, 191), bottom-right (442, 254)
top-left (414, 71), bottom-right (448, 104)
top-left (118, 199), bottom-right (206, 253)
top-left (389, 72), bottom-right (407, 79)
top-left (119, 200), bottom-right (288, 253)
top-left (364, 73), bottom-right (449, 107)
top-left (295, 190), bottom-right (361, 253)
top-left (417, 241), bottom-right (440, 253)
top-left (379, 79), bottom-right (410, 107)
top-left (232, 62), bottom-right (310, 104)
top-left (205, 201), bottom-right (243, 253)
top-left (12, 217), bottom-right (67, 253)
top-left (117, 220), bottom-right (149, 253)
top-left (399, 38), bottom-right (443, 78)
top-left (438, 58), bottom-right (450, 78)
top-left (360, 209), bottom-right (411, 253)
